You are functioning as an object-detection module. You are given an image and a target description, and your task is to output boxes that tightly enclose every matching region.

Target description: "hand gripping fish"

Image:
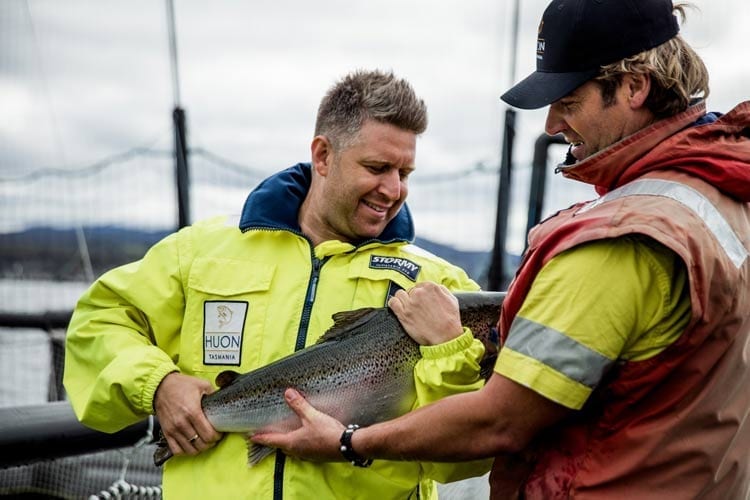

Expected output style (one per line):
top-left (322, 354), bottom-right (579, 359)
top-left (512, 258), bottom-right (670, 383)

top-left (154, 291), bottom-right (505, 466)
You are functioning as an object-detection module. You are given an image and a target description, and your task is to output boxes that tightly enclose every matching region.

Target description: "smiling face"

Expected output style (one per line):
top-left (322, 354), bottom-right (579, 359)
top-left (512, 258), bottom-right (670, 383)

top-left (544, 75), bottom-right (655, 162)
top-left (300, 119), bottom-right (416, 246)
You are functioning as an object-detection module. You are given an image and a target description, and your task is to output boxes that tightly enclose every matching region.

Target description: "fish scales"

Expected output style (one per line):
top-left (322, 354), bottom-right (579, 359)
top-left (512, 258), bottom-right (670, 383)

top-left (153, 291), bottom-right (505, 466)
top-left (204, 309), bottom-right (418, 434)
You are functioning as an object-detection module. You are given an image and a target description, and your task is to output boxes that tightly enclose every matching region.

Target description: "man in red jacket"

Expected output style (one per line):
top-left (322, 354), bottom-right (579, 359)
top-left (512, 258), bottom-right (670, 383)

top-left (252, 1), bottom-right (750, 497)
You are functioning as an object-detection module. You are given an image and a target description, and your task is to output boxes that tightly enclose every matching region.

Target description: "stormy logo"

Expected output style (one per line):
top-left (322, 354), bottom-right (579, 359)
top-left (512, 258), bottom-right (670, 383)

top-left (369, 255), bottom-right (421, 281)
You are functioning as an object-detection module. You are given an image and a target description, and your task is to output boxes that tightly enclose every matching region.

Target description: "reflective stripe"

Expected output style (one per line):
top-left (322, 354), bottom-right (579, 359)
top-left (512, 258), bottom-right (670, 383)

top-left (505, 316), bottom-right (614, 388)
top-left (578, 179), bottom-right (748, 268)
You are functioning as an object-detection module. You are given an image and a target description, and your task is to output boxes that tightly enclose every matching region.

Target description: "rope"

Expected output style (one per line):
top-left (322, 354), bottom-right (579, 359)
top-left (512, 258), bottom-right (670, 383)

top-left (88, 416), bottom-right (163, 500)
top-left (88, 479), bottom-right (161, 500)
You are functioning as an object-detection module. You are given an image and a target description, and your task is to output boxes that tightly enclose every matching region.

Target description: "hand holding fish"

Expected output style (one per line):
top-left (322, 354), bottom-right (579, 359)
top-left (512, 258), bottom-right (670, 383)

top-left (388, 282), bottom-right (464, 345)
top-left (251, 388), bottom-right (346, 462)
top-left (152, 291), bottom-right (505, 466)
top-left (251, 283), bottom-right (475, 463)
top-left (153, 372), bottom-right (223, 460)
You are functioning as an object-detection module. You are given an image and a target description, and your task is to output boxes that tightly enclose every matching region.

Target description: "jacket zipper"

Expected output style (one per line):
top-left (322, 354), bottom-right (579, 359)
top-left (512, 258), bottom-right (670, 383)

top-left (295, 256), bottom-right (325, 351)
top-left (273, 253), bottom-right (328, 500)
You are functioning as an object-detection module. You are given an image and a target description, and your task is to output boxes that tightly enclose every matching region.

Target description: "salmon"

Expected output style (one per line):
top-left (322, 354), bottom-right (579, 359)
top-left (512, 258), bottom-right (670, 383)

top-left (154, 291), bottom-right (505, 466)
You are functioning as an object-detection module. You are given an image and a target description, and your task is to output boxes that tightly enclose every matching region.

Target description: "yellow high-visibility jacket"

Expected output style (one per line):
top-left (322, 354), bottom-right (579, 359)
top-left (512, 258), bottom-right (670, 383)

top-left (64, 163), bottom-right (490, 499)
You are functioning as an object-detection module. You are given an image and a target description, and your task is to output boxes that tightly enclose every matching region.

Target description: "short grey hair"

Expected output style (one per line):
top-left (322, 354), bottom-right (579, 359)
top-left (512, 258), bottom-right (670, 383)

top-left (314, 69), bottom-right (428, 150)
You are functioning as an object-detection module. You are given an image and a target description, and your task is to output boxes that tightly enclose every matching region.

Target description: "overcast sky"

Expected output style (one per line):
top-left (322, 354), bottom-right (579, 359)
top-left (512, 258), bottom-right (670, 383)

top-left (1, 0), bottom-right (748, 253)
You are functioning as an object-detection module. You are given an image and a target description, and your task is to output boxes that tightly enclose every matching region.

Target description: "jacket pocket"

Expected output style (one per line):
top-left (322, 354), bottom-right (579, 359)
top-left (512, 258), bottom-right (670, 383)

top-left (184, 257), bottom-right (276, 374)
top-left (188, 257), bottom-right (275, 296)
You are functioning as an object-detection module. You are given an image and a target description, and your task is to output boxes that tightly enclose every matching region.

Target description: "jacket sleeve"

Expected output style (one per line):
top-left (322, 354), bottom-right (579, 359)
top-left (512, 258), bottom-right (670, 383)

top-left (412, 268), bottom-right (484, 405)
top-left (410, 270), bottom-right (494, 482)
top-left (63, 230), bottom-right (189, 433)
top-left (413, 329), bottom-right (493, 482)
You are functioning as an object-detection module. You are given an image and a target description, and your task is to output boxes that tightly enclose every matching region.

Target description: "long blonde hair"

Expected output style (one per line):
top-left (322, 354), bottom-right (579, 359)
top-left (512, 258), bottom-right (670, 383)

top-left (595, 3), bottom-right (709, 118)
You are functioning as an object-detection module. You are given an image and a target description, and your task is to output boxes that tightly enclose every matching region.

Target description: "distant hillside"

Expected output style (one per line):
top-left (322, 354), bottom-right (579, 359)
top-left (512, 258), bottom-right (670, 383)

top-left (0, 226), bottom-right (505, 286)
top-left (413, 236), bottom-right (492, 286)
top-left (0, 226), bottom-right (170, 281)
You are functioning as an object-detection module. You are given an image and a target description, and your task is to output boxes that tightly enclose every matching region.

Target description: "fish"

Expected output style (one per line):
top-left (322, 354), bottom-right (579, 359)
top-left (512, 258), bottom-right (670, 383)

top-left (153, 291), bottom-right (505, 466)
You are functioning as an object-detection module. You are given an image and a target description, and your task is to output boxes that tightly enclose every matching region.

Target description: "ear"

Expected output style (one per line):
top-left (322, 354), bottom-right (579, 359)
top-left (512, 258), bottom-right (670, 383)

top-left (625, 73), bottom-right (651, 109)
top-left (310, 135), bottom-right (333, 176)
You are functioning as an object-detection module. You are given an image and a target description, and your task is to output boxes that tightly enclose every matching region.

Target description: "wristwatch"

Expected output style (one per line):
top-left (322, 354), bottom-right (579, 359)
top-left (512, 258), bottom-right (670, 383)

top-left (339, 424), bottom-right (373, 468)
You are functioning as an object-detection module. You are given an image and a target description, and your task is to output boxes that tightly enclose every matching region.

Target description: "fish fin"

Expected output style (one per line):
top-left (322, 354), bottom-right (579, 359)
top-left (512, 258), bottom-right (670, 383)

top-left (153, 431), bottom-right (173, 466)
top-left (215, 370), bottom-right (242, 389)
top-left (247, 441), bottom-right (277, 467)
top-left (317, 307), bottom-right (389, 343)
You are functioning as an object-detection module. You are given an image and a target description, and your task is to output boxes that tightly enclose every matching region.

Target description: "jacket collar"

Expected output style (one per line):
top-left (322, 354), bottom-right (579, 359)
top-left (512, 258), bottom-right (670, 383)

top-left (557, 101), bottom-right (707, 194)
top-left (238, 162), bottom-right (415, 244)
top-left (558, 100), bottom-right (750, 201)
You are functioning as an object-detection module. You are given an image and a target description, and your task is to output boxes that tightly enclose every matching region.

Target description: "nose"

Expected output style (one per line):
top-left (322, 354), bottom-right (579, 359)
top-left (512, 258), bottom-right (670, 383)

top-left (544, 104), bottom-right (566, 137)
top-left (378, 169), bottom-right (404, 201)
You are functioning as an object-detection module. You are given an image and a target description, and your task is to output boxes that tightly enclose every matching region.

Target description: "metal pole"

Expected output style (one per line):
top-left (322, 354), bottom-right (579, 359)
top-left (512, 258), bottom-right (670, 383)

top-left (166, 0), bottom-right (190, 228)
top-left (173, 107), bottom-right (190, 228)
top-left (509, 0), bottom-right (520, 86)
top-left (486, 109), bottom-right (516, 291)
top-left (525, 134), bottom-right (567, 242)
top-left (0, 401), bottom-right (160, 468)
top-left (487, 0), bottom-right (521, 291)
top-left (166, 0), bottom-right (181, 108)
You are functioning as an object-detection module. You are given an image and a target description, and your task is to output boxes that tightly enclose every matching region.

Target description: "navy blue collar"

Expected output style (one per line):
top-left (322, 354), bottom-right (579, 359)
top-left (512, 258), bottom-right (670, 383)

top-left (693, 111), bottom-right (722, 126)
top-left (238, 162), bottom-right (415, 244)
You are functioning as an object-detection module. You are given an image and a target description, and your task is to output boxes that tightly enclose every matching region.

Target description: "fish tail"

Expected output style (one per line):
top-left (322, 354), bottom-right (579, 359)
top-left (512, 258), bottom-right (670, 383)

top-left (153, 433), bottom-right (274, 467)
top-left (153, 434), bottom-right (173, 466)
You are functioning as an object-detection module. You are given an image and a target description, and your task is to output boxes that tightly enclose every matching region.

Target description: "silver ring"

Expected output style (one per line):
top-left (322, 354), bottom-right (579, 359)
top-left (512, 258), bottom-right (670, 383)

top-left (189, 434), bottom-right (199, 443)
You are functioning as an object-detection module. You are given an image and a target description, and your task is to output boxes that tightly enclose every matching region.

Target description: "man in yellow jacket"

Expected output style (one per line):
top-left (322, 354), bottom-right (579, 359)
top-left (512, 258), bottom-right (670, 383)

top-left (63, 69), bottom-right (489, 499)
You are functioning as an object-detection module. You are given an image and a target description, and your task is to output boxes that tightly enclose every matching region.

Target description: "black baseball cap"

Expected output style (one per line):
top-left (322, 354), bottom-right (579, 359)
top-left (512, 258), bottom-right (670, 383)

top-left (501, 0), bottom-right (680, 110)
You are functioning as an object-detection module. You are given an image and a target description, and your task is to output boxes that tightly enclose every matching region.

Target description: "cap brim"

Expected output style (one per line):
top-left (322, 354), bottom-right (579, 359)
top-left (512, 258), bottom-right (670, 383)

top-left (500, 68), bottom-right (600, 110)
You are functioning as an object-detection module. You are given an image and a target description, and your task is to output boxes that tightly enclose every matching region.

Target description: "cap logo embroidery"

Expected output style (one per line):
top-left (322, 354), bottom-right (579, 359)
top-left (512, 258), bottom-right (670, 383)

top-left (536, 21), bottom-right (545, 59)
top-left (537, 38), bottom-right (546, 58)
